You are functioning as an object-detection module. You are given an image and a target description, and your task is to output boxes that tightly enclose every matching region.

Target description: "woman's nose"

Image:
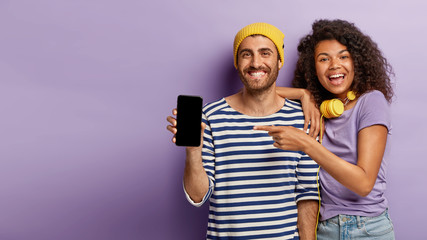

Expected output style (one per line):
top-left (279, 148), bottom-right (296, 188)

top-left (329, 58), bottom-right (340, 70)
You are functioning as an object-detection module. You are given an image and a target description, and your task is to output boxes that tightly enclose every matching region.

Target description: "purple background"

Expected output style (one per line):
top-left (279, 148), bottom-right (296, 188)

top-left (0, 0), bottom-right (425, 239)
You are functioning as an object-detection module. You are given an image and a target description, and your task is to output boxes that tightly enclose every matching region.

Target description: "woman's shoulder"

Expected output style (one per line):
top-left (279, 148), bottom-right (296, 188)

top-left (358, 90), bottom-right (388, 106)
top-left (360, 90), bottom-right (385, 99)
top-left (355, 90), bottom-right (392, 131)
top-left (360, 90), bottom-right (386, 100)
top-left (356, 90), bottom-right (390, 116)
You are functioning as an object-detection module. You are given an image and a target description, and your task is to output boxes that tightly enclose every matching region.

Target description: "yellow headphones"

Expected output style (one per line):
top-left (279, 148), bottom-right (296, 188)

top-left (320, 91), bottom-right (356, 118)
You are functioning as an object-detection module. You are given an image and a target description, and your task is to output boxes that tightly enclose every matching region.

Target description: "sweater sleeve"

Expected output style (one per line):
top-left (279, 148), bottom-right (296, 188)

top-left (183, 111), bottom-right (215, 207)
top-left (295, 153), bottom-right (320, 202)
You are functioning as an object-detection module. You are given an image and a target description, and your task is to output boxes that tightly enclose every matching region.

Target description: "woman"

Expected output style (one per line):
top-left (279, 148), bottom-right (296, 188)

top-left (256, 19), bottom-right (395, 239)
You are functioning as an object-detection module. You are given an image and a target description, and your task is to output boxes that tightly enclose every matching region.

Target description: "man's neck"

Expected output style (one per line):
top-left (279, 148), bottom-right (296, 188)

top-left (226, 85), bottom-right (285, 117)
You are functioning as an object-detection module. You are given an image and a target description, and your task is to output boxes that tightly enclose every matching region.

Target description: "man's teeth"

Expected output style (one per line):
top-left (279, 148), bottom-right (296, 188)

top-left (329, 74), bottom-right (344, 78)
top-left (250, 72), bottom-right (265, 77)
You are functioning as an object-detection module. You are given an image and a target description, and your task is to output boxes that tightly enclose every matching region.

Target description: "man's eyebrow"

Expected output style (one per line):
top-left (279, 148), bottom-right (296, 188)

top-left (239, 47), bottom-right (274, 55)
top-left (239, 48), bottom-right (253, 54)
top-left (258, 48), bottom-right (274, 53)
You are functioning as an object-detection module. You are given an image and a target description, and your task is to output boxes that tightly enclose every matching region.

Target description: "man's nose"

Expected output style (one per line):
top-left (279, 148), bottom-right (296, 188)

top-left (251, 54), bottom-right (262, 68)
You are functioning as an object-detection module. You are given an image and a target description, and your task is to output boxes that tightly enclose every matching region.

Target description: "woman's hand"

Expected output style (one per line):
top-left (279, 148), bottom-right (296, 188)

top-left (276, 87), bottom-right (320, 138)
top-left (300, 90), bottom-right (321, 138)
top-left (253, 125), bottom-right (314, 152)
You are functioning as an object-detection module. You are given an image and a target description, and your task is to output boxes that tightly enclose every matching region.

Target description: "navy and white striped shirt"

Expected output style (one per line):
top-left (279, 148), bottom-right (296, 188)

top-left (185, 98), bottom-right (319, 240)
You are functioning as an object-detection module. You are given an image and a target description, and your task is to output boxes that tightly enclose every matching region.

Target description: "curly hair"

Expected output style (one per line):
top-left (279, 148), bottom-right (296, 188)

top-left (292, 19), bottom-right (394, 106)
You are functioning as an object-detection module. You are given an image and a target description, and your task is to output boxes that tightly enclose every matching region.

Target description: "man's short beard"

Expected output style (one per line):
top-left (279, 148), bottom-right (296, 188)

top-left (238, 65), bottom-right (279, 94)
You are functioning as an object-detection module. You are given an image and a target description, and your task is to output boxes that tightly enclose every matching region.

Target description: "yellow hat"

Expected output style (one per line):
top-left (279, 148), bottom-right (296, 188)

top-left (233, 22), bottom-right (285, 69)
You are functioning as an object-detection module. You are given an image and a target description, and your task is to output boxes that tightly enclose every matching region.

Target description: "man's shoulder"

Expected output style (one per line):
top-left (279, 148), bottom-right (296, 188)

top-left (284, 98), bottom-right (303, 111)
top-left (203, 98), bottom-right (229, 116)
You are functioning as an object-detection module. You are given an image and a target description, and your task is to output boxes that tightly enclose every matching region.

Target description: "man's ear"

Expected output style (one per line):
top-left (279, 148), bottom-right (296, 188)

top-left (278, 60), bottom-right (283, 69)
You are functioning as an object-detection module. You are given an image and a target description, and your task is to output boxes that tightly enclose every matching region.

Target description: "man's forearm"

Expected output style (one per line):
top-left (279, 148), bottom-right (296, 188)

top-left (297, 200), bottom-right (319, 240)
top-left (183, 148), bottom-right (209, 203)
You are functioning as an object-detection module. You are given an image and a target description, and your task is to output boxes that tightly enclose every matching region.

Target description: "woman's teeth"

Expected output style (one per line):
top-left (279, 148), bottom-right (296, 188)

top-left (329, 73), bottom-right (344, 79)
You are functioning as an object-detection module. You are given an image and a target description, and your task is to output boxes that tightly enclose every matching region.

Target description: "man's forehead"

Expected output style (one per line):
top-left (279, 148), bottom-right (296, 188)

top-left (238, 35), bottom-right (277, 52)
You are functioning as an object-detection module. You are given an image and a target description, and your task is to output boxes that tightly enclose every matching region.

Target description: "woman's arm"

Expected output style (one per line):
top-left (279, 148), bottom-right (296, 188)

top-left (305, 125), bottom-right (386, 196)
top-left (254, 124), bottom-right (388, 197)
top-left (276, 86), bottom-right (309, 100)
top-left (276, 87), bottom-right (320, 138)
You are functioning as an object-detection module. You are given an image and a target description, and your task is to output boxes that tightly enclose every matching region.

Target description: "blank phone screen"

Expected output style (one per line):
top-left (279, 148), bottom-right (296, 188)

top-left (176, 95), bottom-right (203, 146)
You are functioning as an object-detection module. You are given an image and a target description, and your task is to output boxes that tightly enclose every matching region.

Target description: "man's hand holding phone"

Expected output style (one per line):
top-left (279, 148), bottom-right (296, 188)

top-left (166, 95), bottom-right (205, 149)
top-left (166, 109), bottom-right (205, 148)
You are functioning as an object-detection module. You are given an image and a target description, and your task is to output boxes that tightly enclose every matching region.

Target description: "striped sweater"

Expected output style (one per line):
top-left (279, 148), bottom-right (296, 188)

top-left (185, 98), bottom-right (319, 240)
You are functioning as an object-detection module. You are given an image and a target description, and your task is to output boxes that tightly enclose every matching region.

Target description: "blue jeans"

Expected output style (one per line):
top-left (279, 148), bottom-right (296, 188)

top-left (317, 209), bottom-right (395, 240)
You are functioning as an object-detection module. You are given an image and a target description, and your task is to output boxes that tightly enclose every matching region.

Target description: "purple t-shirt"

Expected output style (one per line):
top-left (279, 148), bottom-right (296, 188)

top-left (319, 90), bottom-right (392, 221)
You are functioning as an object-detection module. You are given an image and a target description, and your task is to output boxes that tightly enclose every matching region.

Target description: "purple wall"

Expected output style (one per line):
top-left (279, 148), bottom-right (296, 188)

top-left (0, 0), bottom-right (425, 239)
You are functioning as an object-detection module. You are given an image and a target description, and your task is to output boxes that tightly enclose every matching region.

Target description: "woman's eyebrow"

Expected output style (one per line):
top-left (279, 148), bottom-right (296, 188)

top-left (316, 49), bottom-right (349, 58)
top-left (316, 52), bottom-right (329, 58)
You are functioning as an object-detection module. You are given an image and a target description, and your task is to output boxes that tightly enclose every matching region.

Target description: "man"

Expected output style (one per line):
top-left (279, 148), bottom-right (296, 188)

top-left (167, 23), bottom-right (319, 239)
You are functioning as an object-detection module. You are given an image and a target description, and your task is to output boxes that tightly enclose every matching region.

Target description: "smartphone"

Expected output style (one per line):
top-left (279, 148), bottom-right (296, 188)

top-left (175, 95), bottom-right (203, 147)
